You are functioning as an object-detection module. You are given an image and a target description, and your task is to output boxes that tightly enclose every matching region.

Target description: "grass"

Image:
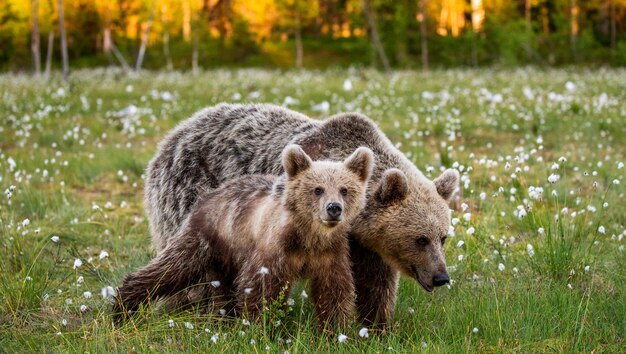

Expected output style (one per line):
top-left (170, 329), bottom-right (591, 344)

top-left (0, 67), bottom-right (624, 352)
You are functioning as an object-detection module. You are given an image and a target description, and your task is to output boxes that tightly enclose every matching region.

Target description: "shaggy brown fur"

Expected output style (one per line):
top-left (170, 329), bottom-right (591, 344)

top-left (114, 145), bottom-right (373, 327)
top-left (144, 104), bottom-right (459, 327)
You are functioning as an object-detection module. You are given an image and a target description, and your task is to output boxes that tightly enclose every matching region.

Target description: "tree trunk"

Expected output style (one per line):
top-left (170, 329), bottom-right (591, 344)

top-left (163, 31), bottom-right (173, 70)
top-left (57, 0), bottom-right (69, 84)
top-left (135, 1), bottom-right (155, 71)
top-left (295, 13), bottom-right (303, 69)
top-left (192, 35), bottom-right (199, 73)
top-left (31, 0), bottom-right (41, 75)
top-left (362, 0), bottom-right (390, 73)
top-left (111, 40), bottom-right (131, 72)
top-left (418, 0), bottom-right (429, 73)
top-left (44, 31), bottom-right (54, 79)
top-left (183, 0), bottom-right (191, 42)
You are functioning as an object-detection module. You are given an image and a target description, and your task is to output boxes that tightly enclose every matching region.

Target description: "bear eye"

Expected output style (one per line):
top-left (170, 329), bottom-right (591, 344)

top-left (441, 236), bottom-right (447, 246)
top-left (416, 237), bottom-right (429, 247)
top-left (340, 187), bottom-right (348, 196)
top-left (314, 187), bottom-right (324, 196)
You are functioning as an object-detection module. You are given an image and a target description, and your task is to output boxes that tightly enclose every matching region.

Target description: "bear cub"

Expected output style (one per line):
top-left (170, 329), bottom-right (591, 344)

top-left (114, 145), bottom-right (374, 327)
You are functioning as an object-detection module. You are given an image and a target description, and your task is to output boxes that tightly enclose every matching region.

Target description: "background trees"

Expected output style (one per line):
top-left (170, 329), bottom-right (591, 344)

top-left (3, 0), bottom-right (625, 71)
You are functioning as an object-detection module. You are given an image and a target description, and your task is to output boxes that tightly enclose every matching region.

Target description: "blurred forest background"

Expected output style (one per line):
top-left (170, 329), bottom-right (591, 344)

top-left (1, 0), bottom-right (626, 73)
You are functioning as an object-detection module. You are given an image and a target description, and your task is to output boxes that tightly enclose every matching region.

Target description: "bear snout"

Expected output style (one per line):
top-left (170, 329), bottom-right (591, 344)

top-left (325, 202), bottom-right (343, 221)
top-left (432, 273), bottom-right (450, 287)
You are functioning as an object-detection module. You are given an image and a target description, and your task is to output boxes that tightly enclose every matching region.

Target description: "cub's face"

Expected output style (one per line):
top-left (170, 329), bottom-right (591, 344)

top-left (353, 168), bottom-right (459, 292)
top-left (282, 145), bottom-right (374, 234)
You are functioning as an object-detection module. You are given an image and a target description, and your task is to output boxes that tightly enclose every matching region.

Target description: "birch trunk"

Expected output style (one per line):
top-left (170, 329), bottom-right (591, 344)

top-left (31, 0), bottom-right (41, 75)
top-left (57, 0), bottom-right (69, 84)
top-left (362, 0), bottom-right (390, 73)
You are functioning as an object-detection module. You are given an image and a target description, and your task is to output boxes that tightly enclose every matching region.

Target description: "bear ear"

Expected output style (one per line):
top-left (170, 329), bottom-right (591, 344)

top-left (343, 147), bottom-right (374, 183)
top-left (434, 169), bottom-right (460, 202)
top-left (282, 144), bottom-right (313, 178)
top-left (377, 168), bottom-right (409, 204)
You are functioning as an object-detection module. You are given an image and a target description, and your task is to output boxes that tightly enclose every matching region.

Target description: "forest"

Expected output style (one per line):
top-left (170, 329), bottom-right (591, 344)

top-left (2, 0), bottom-right (626, 72)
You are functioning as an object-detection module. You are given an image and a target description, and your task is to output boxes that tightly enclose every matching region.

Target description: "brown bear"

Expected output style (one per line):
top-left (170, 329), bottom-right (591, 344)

top-left (115, 145), bottom-right (374, 327)
top-left (145, 104), bottom-right (459, 327)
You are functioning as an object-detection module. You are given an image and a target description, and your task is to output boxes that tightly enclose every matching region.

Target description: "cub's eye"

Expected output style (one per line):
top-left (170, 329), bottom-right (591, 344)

top-left (441, 236), bottom-right (447, 246)
top-left (416, 237), bottom-right (429, 247)
top-left (340, 187), bottom-right (348, 196)
top-left (314, 187), bottom-right (324, 196)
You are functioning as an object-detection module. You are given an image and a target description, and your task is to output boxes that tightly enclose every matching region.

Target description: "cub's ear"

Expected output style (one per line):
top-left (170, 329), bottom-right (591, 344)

top-left (282, 144), bottom-right (313, 178)
top-left (434, 169), bottom-right (460, 201)
top-left (377, 168), bottom-right (409, 204)
top-left (344, 147), bottom-right (374, 183)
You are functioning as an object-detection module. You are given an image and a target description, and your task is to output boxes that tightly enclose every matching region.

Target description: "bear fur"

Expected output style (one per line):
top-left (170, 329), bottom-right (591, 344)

top-left (116, 145), bottom-right (374, 327)
top-left (145, 103), bottom-right (459, 326)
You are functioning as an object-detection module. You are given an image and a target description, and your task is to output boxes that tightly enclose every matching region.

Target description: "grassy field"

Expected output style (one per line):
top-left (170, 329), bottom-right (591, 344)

top-left (1, 68), bottom-right (624, 352)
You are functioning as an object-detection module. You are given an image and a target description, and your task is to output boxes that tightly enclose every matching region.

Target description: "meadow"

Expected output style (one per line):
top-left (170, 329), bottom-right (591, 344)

top-left (0, 67), bottom-right (624, 352)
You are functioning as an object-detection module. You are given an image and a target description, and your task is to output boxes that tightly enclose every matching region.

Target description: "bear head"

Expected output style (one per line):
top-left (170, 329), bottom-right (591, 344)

top-left (281, 144), bottom-right (374, 246)
top-left (352, 168), bottom-right (460, 292)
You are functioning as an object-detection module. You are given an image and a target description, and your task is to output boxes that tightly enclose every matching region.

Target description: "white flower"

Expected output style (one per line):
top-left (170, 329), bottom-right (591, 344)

top-left (249, 339), bottom-right (256, 345)
top-left (286, 298), bottom-right (295, 306)
top-left (185, 322), bottom-right (194, 329)
top-left (211, 280), bottom-right (221, 288)
top-left (612, 179), bottom-right (620, 185)
top-left (218, 309), bottom-right (226, 315)
top-left (80, 305), bottom-right (88, 312)
top-left (618, 162), bottom-right (624, 169)
top-left (466, 227), bottom-right (475, 235)
top-left (422, 342), bottom-right (428, 348)
top-left (99, 250), bottom-right (109, 259)
top-left (598, 226), bottom-right (606, 234)
top-left (61, 319), bottom-right (68, 326)
top-left (259, 266), bottom-right (269, 275)
top-left (337, 334), bottom-right (348, 343)
top-left (210, 333), bottom-right (219, 343)
top-left (526, 244), bottom-right (535, 257)
top-left (548, 174), bottom-right (560, 183)
top-left (83, 291), bottom-right (92, 299)
top-left (168, 319), bottom-right (175, 327)
top-left (73, 258), bottom-right (83, 269)
top-left (300, 290), bottom-right (308, 299)
top-left (358, 327), bottom-right (369, 338)
top-left (342, 79), bottom-right (353, 91)
top-left (584, 265), bottom-right (590, 272)
top-left (457, 254), bottom-right (464, 261)
top-left (463, 213), bottom-right (471, 221)
top-left (22, 219), bottom-right (30, 227)
top-left (498, 263), bottom-right (505, 271)
top-left (538, 227), bottom-right (545, 235)
top-left (101, 286), bottom-right (117, 299)
top-left (472, 327), bottom-right (479, 334)
top-left (242, 319), bottom-right (251, 326)
top-left (451, 218), bottom-right (460, 226)
top-left (51, 236), bottom-right (60, 243)
top-left (558, 156), bottom-right (567, 162)
top-left (456, 240), bottom-right (465, 248)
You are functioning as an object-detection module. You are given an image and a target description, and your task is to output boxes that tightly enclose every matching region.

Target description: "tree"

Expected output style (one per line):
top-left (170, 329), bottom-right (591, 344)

top-left (135, 0), bottom-right (155, 71)
top-left (362, 0), bottom-right (390, 72)
top-left (418, 0), bottom-right (429, 72)
top-left (57, 0), bottom-right (69, 83)
top-left (30, 0), bottom-right (41, 74)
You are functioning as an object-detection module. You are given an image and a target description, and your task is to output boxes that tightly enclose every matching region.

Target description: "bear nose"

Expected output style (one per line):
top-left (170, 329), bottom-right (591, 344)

top-left (432, 273), bottom-right (450, 287)
top-left (326, 202), bottom-right (342, 220)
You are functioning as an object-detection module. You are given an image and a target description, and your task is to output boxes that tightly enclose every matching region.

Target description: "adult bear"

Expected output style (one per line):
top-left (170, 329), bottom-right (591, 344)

top-left (145, 103), bottom-right (459, 327)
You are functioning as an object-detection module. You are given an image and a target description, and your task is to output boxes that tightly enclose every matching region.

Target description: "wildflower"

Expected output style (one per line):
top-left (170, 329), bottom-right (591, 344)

top-left (22, 219), bottom-right (30, 227)
top-left (472, 327), bottom-right (479, 334)
top-left (185, 322), bottom-right (194, 330)
top-left (422, 342), bottom-right (428, 348)
top-left (99, 250), bottom-right (109, 259)
top-left (463, 213), bottom-right (471, 221)
top-left (359, 327), bottom-right (369, 338)
top-left (101, 286), bottom-right (117, 299)
top-left (612, 179), bottom-right (620, 185)
top-left (210, 333), bottom-right (219, 343)
top-left (408, 307), bottom-right (415, 314)
top-left (458, 254), bottom-right (464, 261)
top-left (598, 226), bottom-right (606, 234)
top-left (242, 319), bottom-right (251, 326)
top-left (343, 79), bottom-right (353, 91)
top-left (538, 227), bottom-right (545, 235)
top-left (526, 244), bottom-right (535, 257)
top-left (80, 305), bottom-right (88, 312)
top-left (286, 298), bottom-right (295, 306)
top-left (584, 265), bottom-right (590, 272)
top-left (211, 280), bottom-right (221, 288)
top-left (558, 156), bottom-right (567, 163)
top-left (259, 266), bottom-right (269, 275)
top-left (456, 240), bottom-right (465, 248)
top-left (168, 319), bottom-right (175, 327)
top-left (250, 339), bottom-right (256, 345)
top-left (548, 174), bottom-right (560, 183)
top-left (51, 236), bottom-right (60, 243)
top-left (467, 227), bottom-right (475, 235)
top-left (219, 309), bottom-right (226, 315)
top-left (83, 291), bottom-right (92, 299)
top-left (618, 162), bottom-right (624, 169)
top-left (300, 290), bottom-right (308, 299)
top-left (65, 299), bottom-right (73, 305)
top-left (73, 258), bottom-right (83, 269)
top-left (498, 263), bottom-right (505, 271)
top-left (337, 334), bottom-right (348, 343)
top-left (61, 319), bottom-right (68, 326)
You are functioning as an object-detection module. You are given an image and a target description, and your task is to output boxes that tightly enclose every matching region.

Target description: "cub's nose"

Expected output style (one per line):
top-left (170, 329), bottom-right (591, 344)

top-left (433, 273), bottom-right (450, 287)
top-left (326, 202), bottom-right (343, 220)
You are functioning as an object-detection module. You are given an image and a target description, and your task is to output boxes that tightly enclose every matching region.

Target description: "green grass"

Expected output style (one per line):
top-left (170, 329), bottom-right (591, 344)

top-left (0, 67), bottom-right (624, 352)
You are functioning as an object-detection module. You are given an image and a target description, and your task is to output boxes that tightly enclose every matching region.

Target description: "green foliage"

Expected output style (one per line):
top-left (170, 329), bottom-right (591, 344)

top-left (0, 68), bottom-right (624, 352)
